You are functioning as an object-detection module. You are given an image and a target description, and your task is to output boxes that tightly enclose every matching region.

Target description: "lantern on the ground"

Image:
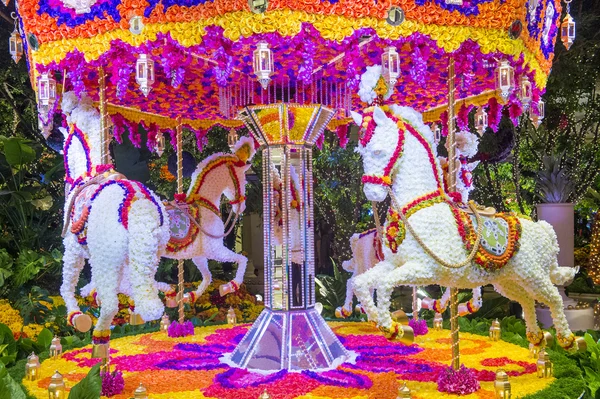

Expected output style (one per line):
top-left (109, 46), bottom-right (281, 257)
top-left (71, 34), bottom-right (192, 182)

top-left (489, 318), bottom-right (501, 341)
top-left (561, 1), bottom-right (575, 50)
top-left (433, 312), bottom-right (443, 330)
top-left (258, 390), bottom-right (271, 399)
top-left (25, 352), bottom-right (40, 381)
top-left (48, 371), bottom-right (66, 399)
top-left (155, 132), bottom-right (165, 157)
top-left (9, 27), bottom-right (23, 64)
top-left (37, 72), bottom-right (57, 107)
top-left (536, 349), bottom-right (553, 378)
top-left (397, 382), bottom-right (412, 398)
top-left (519, 76), bottom-right (532, 109)
top-left (496, 60), bottom-right (514, 100)
top-left (475, 107), bottom-right (488, 136)
top-left (129, 16), bottom-right (144, 35)
top-left (253, 41), bottom-right (273, 90)
top-left (228, 129), bottom-right (239, 150)
top-left (160, 314), bottom-right (170, 333)
top-left (494, 369), bottom-right (511, 399)
top-left (381, 47), bottom-right (400, 88)
top-left (49, 336), bottom-right (62, 359)
top-left (136, 53), bottom-right (155, 97)
top-left (134, 383), bottom-right (148, 399)
top-left (227, 307), bottom-right (237, 325)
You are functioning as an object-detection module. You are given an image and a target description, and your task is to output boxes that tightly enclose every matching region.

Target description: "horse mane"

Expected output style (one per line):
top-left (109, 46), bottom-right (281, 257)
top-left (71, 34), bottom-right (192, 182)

top-left (187, 152), bottom-right (240, 198)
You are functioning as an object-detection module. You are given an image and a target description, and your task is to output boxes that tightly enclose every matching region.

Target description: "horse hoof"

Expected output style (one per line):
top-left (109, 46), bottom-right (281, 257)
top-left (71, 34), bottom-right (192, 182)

top-left (219, 281), bottom-right (239, 297)
top-left (575, 336), bottom-right (587, 352)
top-left (91, 343), bottom-right (110, 359)
top-left (335, 307), bottom-right (344, 318)
top-left (165, 297), bottom-right (178, 308)
top-left (355, 304), bottom-right (366, 314)
top-left (129, 310), bottom-right (145, 326)
top-left (391, 309), bottom-right (409, 325)
top-left (543, 331), bottom-right (554, 348)
top-left (73, 314), bottom-right (92, 333)
top-left (399, 325), bottom-right (415, 345)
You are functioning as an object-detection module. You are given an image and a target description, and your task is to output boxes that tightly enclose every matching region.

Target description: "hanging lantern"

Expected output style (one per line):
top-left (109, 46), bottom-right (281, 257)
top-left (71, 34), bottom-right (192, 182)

top-left (134, 383), bottom-right (148, 399)
top-left (228, 129), bottom-right (239, 150)
top-left (136, 53), bottom-right (155, 97)
top-left (519, 76), bottom-right (532, 109)
top-left (396, 382), bottom-right (412, 399)
top-left (433, 312), bottom-right (443, 330)
top-left (227, 307), bottom-right (237, 325)
top-left (48, 371), bottom-right (66, 399)
top-left (381, 47), bottom-right (400, 89)
top-left (432, 123), bottom-right (441, 144)
top-left (561, 1), bottom-right (575, 50)
top-left (155, 132), bottom-right (165, 157)
top-left (537, 99), bottom-right (545, 120)
top-left (129, 16), bottom-right (144, 35)
top-left (496, 60), bottom-right (514, 100)
top-left (258, 389), bottom-right (271, 399)
top-left (253, 41), bottom-right (273, 90)
top-left (248, 0), bottom-right (268, 14)
top-left (37, 72), bottom-right (57, 107)
top-left (160, 314), bottom-right (170, 333)
top-left (49, 336), bottom-right (63, 359)
top-left (1, 0), bottom-right (10, 6)
top-left (475, 107), bottom-right (488, 136)
top-left (25, 353), bottom-right (41, 381)
top-left (386, 6), bottom-right (405, 26)
top-left (61, 0), bottom-right (97, 14)
top-left (9, 28), bottom-right (23, 64)
top-left (489, 318), bottom-right (501, 341)
top-left (536, 349), bottom-right (553, 378)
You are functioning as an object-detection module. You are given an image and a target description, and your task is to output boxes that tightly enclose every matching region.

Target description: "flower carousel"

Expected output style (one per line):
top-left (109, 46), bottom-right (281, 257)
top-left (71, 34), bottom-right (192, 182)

top-left (8, 0), bottom-right (583, 397)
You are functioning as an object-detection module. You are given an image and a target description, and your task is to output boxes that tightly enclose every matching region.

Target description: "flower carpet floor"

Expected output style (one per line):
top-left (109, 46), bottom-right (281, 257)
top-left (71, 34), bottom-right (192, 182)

top-left (24, 322), bottom-right (553, 399)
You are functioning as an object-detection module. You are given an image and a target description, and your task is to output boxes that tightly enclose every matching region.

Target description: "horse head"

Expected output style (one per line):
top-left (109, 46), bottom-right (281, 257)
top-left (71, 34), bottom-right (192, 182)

top-left (352, 106), bottom-right (402, 202)
top-left (227, 136), bottom-right (256, 214)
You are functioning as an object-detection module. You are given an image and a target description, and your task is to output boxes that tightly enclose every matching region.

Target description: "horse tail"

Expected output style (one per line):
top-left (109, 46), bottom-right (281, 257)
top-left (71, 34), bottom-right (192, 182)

top-left (538, 220), bottom-right (577, 285)
top-left (342, 234), bottom-right (360, 273)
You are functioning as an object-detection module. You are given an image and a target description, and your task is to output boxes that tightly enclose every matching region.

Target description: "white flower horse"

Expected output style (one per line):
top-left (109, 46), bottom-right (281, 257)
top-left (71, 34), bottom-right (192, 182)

top-left (350, 104), bottom-right (580, 351)
top-left (59, 92), bottom-right (169, 347)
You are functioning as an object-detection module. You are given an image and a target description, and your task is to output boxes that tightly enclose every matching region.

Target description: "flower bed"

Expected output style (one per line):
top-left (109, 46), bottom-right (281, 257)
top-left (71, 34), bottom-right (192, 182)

top-left (22, 322), bottom-right (557, 399)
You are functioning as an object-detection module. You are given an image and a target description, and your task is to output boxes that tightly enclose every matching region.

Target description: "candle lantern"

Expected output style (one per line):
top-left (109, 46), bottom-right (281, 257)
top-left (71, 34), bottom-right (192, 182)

top-left (47, 371), bottom-right (66, 399)
top-left (433, 312), bottom-right (443, 330)
top-left (561, 2), bottom-right (575, 50)
top-left (519, 76), bottom-right (532, 109)
top-left (475, 107), bottom-right (488, 136)
top-left (381, 47), bottom-right (401, 88)
top-left (489, 318), bottom-right (501, 341)
top-left (9, 28), bottom-right (23, 64)
top-left (253, 42), bottom-right (273, 90)
top-left (49, 336), bottom-right (62, 359)
top-left (536, 349), bottom-right (553, 378)
top-left (25, 352), bottom-right (41, 381)
top-left (494, 369), bottom-right (511, 399)
top-left (129, 16), bottom-right (144, 35)
top-left (227, 307), bottom-right (237, 325)
top-left (496, 60), bottom-right (514, 100)
top-left (397, 382), bottom-right (412, 399)
top-left (38, 72), bottom-right (57, 107)
top-left (160, 313), bottom-right (170, 332)
top-left (155, 132), bottom-right (165, 157)
top-left (134, 383), bottom-right (148, 399)
top-left (136, 53), bottom-right (155, 97)
top-left (258, 389), bottom-right (271, 399)
top-left (228, 129), bottom-right (239, 150)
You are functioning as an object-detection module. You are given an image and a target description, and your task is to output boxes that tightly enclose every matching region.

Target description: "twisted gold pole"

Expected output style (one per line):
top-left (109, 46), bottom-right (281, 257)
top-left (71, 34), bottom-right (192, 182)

top-left (176, 119), bottom-right (185, 324)
top-left (447, 55), bottom-right (460, 371)
top-left (98, 67), bottom-right (110, 165)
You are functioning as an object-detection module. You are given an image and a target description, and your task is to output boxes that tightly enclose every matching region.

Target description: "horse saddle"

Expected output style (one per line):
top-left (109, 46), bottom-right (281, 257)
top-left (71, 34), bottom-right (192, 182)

top-left (459, 202), bottom-right (497, 217)
top-left (165, 203), bottom-right (200, 253)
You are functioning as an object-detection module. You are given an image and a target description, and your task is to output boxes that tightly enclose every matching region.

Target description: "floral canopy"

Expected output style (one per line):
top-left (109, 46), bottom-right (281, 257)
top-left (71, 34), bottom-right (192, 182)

top-left (17, 0), bottom-right (563, 141)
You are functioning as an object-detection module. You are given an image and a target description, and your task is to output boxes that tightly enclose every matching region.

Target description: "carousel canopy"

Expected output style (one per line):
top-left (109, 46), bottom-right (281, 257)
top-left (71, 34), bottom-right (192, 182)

top-left (15, 0), bottom-right (564, 138)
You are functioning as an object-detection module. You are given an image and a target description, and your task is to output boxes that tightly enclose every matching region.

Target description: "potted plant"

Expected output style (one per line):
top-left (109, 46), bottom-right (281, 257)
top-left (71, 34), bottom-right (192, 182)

top-left (534, 154), bottom-right (594, 330)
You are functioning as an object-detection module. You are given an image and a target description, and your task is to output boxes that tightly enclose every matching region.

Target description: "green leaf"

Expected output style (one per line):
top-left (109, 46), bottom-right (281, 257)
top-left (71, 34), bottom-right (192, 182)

top-left (3, 138), bottom-right (35, 167)
top-left (0, 361), bottom-right (26, 399)
top-left (0, 325), bottom-right (16, 366)
top-left (67, 363), bottom-right (102, 399)
top-left (35, 328), bottom-right (53, 350)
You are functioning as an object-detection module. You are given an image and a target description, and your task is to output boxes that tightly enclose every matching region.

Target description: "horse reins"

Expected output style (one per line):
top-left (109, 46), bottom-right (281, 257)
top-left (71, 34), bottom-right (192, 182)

top-left (167, 200), bottom-right (239, 239)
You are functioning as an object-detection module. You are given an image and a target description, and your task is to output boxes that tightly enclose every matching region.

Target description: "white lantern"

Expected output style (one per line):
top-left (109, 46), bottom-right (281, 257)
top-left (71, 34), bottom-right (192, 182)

top-left (136, 53), bottom-right (155, 97)
top-left (9, 28), bottom-right (23, 64)
top-left (38, 72), bottom-right (57, 107)
top-left (253, 41), bottom-right (273, 90)
top-left (61, 0), bottom-right (98, 14)
top-left (538, 99), bottom-right (545, 119)
top-left (561, 3), bottom-right (575, 50)
top-left (475, 107), bottom-right (488, 136)
top-left (386, 6), bottom-right (405, 26)
top-left (129, 16), bottom-right (144, 35)
top-left (519, 76), bottom-right (532, 109)
top-left (155, 132), bottom-right (165, 157)
top-left (432, 123), bottom-right (441, 144)
top-left (228, 129), bottom-right (239, 150)
top-left (49, 336), bottom-right (63, 359)
top-left (496, 60), bottom-right (514, 100)
top-left (248, 0), bottom-right (268, 14)
top-left (381, 47), bottom-right (400, 88)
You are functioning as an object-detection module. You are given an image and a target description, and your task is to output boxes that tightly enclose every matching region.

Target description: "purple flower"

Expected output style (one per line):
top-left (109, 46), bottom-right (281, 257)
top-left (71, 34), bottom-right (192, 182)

top-left (168, 321), bottom-right (194, 338)
top-left (437, 365), bottom-right (480, 395)
top-left (100, 370), bottom-right (124, 397)
top-left (408, 318), bottom-right (429, 336)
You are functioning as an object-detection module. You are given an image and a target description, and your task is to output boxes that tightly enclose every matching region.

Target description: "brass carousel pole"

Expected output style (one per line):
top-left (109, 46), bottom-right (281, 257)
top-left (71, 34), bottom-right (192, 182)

top-left (176, 118), bottom-right (185, 324)
top-left (98, 67), bottom-right (110, 165)
top-left (447, 56), bottom-right (460, 371)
